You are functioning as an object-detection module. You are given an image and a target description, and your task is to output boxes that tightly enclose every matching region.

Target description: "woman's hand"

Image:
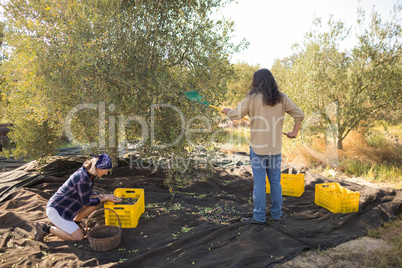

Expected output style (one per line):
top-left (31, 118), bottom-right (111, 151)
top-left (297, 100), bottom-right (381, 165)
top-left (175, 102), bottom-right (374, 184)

top-left (107, 195), bottom-right (122, 203)
top-left (99, 194), bottom-right (122, 203)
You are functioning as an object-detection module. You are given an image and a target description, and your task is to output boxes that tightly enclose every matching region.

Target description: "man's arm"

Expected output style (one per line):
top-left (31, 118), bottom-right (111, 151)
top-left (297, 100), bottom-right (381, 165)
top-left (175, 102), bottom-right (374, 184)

top-left (283, 122), bottom-right (302, 139)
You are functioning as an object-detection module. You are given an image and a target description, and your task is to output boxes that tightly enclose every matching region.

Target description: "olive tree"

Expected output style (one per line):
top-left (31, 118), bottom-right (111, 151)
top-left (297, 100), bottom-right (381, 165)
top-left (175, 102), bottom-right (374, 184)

top-left (1, 0), bottom-right (246, 162)
top-left (272, 5), bottom-right (401, 150)
top-left (225, 61), bottom-right (259, 107)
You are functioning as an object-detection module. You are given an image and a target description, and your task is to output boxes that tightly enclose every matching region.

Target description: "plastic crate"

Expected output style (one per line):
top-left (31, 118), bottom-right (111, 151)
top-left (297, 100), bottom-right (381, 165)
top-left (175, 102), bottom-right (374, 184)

top-left (315, 183), bottom-right (359, 213)
top-left (266, 173), bottom-right (305, 197)
top-left (104, 188), bottom-right (145, 228)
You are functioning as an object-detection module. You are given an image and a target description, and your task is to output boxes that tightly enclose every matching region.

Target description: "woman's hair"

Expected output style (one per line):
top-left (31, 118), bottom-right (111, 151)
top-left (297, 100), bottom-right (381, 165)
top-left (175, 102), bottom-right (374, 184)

top-left (248, 68), bottom-right (283, 106)
top-left (83, 157), bottom-right (98, 176)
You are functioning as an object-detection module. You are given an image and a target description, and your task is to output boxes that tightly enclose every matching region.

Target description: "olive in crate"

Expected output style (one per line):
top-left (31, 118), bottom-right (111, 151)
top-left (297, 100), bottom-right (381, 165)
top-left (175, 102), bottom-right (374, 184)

top-left (105, 188), bottom-right (145, 228)
top-left (119, 197), bottom-right (138, 205)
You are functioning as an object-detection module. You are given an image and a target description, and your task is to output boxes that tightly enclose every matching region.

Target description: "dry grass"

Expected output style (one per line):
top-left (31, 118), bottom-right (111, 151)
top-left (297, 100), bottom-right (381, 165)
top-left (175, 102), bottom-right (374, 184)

top-left (339, 129), bottom-right (401, 187)
top-left (215, 121), bottom-right (401, 187)
top-left (341, 129), bottom-right (402, 164)
top-left (366, 215), bottom-right (402, 268)
top-left (277, 216), bottom-right (402, 268)
top-left (281, 126), bottom-right (402, 188)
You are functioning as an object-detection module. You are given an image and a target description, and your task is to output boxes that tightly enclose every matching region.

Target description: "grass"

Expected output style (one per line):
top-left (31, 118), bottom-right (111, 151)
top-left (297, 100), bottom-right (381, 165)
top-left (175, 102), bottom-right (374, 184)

top-left (366, 132), bottom-right (389, 148)
top-left (54, 141), bottom-right (78, 149)
top-left (341, 159), bottom-right (402, 188)
top-left (366, 215), bottom-right (402, 268)
top-left (369, 120), bottom-right (402, 144)
top-left (337, 125), bottom-right (402, 188)
top-left (213, 125), bottom-right (250, 153)
top-left (285, 216), bottom-right (402, 268)
top-left (365, 164), bottom-right (402, 183)
top-left (215, 120), bottom-right (401, 188)
top-left (297, 123), bottom-right (401, 188)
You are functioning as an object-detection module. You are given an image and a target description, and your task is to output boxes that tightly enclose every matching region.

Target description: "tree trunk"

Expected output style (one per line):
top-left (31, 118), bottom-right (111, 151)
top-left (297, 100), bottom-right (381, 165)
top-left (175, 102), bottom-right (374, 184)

top-left (337, 138), bottom-right (343, 150)
top-left (108, 146), bottom-right (119, 168)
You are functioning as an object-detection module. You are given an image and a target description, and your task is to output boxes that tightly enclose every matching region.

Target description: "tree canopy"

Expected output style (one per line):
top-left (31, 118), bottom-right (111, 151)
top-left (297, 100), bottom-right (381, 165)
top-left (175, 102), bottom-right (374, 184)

top-left (271, 5), bottom-right (402, 150)
top-left (0, 0), bottom-right (246, 161)
top-left (225, 61), bottom-right (259, 107)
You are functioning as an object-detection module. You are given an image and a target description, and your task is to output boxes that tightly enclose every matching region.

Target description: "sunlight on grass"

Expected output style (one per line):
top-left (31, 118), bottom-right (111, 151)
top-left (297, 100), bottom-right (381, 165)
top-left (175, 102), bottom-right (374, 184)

top-left (369, 120), bottom-right (402, 143)
top-left (281, 122), bottom-right (402, 188)
top-left (341, 159), bottom-right (402, 188)
top-left (366, 132), bottom-right (388, 148)
top-left (365, 164), bottom-right (402, 184)
top-left (213, 126), bottom-right (250, 153)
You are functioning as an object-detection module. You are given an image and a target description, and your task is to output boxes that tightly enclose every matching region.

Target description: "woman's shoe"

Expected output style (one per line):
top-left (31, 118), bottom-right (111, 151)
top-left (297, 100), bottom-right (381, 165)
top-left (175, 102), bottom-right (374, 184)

top-left (34, 222), bottom-right (49, 241)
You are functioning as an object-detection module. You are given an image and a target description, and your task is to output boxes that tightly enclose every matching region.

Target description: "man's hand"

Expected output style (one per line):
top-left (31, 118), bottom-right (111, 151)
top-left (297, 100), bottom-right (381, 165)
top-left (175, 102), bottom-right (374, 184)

top-left (221, 108), bottom-right (232, 115)
top-left (282, 132), bottom-right (297, 139)
top-left (283, 122), bottom-right (301, 139)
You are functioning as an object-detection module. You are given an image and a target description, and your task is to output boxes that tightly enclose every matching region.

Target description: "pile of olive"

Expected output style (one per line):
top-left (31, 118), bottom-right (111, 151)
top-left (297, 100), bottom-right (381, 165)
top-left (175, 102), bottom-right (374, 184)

top-left (119, 197), bottom-right (138, 205)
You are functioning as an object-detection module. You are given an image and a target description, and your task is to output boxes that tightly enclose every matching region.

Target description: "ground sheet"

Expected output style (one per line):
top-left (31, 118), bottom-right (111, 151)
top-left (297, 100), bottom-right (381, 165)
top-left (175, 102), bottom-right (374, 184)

top-left (0, 156), bottom-right (400, 267)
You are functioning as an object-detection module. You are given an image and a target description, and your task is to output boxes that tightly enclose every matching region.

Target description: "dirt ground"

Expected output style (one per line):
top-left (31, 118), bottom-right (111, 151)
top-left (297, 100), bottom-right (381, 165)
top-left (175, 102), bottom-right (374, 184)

top-left (0, 155), bottom-right (400, 267)
top-left (276, 235), bottom-right (392, 267)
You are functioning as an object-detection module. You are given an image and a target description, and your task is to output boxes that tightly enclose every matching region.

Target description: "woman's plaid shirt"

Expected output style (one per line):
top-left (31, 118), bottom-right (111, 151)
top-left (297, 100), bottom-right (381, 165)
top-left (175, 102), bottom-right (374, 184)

top-left (47, 167), bottom-right (101, 221)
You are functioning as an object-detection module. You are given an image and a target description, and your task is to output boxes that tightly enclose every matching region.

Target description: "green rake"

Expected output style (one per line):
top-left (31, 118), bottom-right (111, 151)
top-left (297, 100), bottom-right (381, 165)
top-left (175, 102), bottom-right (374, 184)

top-left (184, 90), bottom-right (222, 111)
top-left (184, 90), bottom-right (249, 121)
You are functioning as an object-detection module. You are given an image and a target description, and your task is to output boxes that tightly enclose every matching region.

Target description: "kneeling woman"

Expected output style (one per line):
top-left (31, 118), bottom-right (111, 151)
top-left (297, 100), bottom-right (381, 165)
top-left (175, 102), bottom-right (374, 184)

top-left (34, 154), bottom-right (122, 241)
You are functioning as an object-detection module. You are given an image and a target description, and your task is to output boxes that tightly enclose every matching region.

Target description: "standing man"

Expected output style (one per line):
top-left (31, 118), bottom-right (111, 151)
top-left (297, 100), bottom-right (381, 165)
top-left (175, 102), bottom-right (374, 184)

top-left (222, 68), bottom-right (304, 225)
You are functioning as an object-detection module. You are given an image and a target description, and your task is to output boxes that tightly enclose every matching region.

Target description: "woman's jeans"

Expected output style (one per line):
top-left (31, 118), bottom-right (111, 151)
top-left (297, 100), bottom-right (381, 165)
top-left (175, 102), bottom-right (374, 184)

top-left (250, 147), bottom-right (282, 222)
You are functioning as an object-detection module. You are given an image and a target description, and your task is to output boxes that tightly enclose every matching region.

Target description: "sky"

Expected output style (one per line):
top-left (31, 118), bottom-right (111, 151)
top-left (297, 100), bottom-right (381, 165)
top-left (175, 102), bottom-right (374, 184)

top-left (218, 0), bottom-right (400, 68)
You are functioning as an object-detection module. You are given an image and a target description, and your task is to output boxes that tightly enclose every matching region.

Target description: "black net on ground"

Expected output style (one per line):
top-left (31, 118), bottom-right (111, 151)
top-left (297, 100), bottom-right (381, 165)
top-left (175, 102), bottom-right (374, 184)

top-left (0, 156), bottom-right (400, 267)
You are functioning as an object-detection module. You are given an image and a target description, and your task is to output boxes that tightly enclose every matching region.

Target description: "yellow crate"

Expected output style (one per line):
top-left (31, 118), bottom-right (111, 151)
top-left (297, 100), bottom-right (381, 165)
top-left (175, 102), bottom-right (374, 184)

top-left (315, 183), bottom-right (359, 213)
top-left (104, 188), bottom-right (145, 228)
top-left (266, 173), bottom-right (305, 197)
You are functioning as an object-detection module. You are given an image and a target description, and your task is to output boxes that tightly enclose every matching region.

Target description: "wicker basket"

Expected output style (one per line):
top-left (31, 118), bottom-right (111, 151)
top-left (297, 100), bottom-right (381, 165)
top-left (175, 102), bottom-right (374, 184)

top-left (86, 208), bottom-right (122, 251)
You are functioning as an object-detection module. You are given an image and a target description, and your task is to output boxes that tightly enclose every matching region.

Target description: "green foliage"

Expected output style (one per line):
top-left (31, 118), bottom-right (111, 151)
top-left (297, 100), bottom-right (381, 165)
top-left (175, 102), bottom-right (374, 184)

top-left (225, 61), bottom-right (259, 106)
top-left (7, 119), bottom-right (57, 160)
top-left (163, 162), bottom-right (214, 193)
top-left (341, 158), bottom-right (371, 176)
top-left (271, 5), bottom-right (402, 149)
top-left (365, 130), bottom-right (388, 148)
top-left (0, 20), bottom-right (8, 119)
top-left (163, 166), bottom-right (194, 192)
top-left (0, 0), bottom-right (246, 162)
